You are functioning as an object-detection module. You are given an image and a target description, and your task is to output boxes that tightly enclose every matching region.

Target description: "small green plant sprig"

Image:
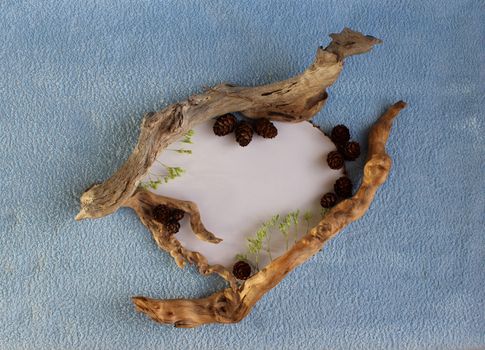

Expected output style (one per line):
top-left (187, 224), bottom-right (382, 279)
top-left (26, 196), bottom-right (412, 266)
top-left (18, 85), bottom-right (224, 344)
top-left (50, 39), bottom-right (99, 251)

top-left (236, 214), bottom-right (279, 271)
top-left (167, 129), bottom-right (195, 154)
top-left (278, 210), bottom-right (301, 249)
top-left (263, 214), bottom-right (280, 262)
top-left (181, 129), bottom-right (195, 144)
top-left (236, 210), bottom-right (311, 271)
top-left (279, 214), bottom-right (292, 250)
top-left (235, 253), bottom-right (248, 262)
top-left (140, 163), bottom-right (185, 190)
top-left (303, 211), bottom-right (313, 234)
top-left (320, 207), bottom-right (329, 218)
top-left (168, 148), bottom-right (192, 154)
top-left (139, 130), bottom-right (194, 189)
top-left (290, 210), bottom-right (300, 243)
top-left (247, 228), bottom-right (266, 271)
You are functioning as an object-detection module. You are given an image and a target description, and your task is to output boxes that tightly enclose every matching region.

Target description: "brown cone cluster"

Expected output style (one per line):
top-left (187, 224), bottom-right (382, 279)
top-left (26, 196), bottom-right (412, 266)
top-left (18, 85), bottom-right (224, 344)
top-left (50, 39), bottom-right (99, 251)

top-left (235, 121), bottom-right (253, 147)
top-left (153, 204), bottom-right (171, 223)
top-left (334, 176), bottom-right (353, 198)
top-left (327, 151), bottom-right (344, 169)
top-left (320, 192), bottom-right (337, 208)
top-left (232, 260), bottom-right (252, 280)
top-left (342, 141), bottom-right (361, 161)
top-left (254, 118), bottom-right (278, 138)
top-left (212, 115), bottom-right (278, 147)
top-left (164, 221), bottom-right (181, 235)
top-left (171, 208), bottom-right (185, 221)
top-left (327, 124), bottom-right (360, 167)
top-left (213, 114), bottom-right (237, 136)
top-left (320, 124), bottom-right (361, 208)
top-left (152, 204), bottom-right (185, 234)
top-left (319, 176), bottom-right (354, 209)
top-left (331, 125), bottom-right (350, 145)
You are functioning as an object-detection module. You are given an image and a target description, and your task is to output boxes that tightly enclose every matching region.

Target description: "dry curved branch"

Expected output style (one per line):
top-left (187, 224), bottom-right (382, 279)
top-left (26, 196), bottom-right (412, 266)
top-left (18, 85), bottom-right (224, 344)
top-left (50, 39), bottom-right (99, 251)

top-left (131, 101), bottom-right (407, 328)
top-left (123, 190), bottom-right (238, 291)
top-left (76, 28), bottom-right (381, 221)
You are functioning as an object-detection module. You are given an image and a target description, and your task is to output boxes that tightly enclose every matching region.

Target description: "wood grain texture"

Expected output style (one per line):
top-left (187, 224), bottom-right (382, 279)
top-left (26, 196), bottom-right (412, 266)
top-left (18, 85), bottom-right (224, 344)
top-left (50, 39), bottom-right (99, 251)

top-left (76, 28), bottom-right (381, 221)
top-left (131, 101), bottom-right (407, 328)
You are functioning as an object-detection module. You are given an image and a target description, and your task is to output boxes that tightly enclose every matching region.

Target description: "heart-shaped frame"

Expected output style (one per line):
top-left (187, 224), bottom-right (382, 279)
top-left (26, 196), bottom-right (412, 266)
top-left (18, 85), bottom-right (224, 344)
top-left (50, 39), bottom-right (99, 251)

top-left (76, 28), bottom-right (406, 327)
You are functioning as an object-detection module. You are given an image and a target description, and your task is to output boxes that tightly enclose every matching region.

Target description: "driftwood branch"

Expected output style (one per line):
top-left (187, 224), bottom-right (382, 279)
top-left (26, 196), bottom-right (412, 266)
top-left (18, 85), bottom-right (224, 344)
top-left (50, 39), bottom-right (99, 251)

top-left (76, 28), bottom-right (381, 221)
top-left (123, 190), bottom-right (238, 290)
top-left (131, 101), bottom-right (407, 328)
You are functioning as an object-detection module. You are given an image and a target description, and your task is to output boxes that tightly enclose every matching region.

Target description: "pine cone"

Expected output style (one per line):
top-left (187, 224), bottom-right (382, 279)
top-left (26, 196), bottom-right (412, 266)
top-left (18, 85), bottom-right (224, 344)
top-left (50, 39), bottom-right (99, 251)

top-left (232, 260), bottom-right (252, 280)
top-left (334, 176), bottom-right (353, 198)
top-left (342, 141), bottom-right (361, 161)
top-left (235, 121), bottom-right (253, 147)
top-left (213, 114), bottom-right (237, 136)
top-left (153, 205), bottom-right (171, 224)
top-left (320, 192), bottom-right (337, 208)
top-left (331, 124), bottom-right (350, 145)
top-left (254, 119), bottom-right (278, 139)
top-left (164, 220), bottom-right (181, 235)
top-left (170, 208), bottom-right (185, 222)
top-left (327, 150), bottom-right (344, 169)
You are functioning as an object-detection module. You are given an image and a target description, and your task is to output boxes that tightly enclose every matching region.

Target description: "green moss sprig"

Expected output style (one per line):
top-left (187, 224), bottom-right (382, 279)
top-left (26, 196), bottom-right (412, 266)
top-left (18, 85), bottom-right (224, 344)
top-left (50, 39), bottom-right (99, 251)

top-left (247, 227), bottom-right (266, 270)
top-left (236, 209), bottom-right (320, 271)
top-left (235, 253), bottom-right (248, 262)
top-left (264, 214), bottom-right (280, 261)
top-left (236, 214), bottom-right (279, 270)
top-left (181, 129), bottom-right (195, 144)
top-left (303, 211), bottom-right (313, 234)
top-left (139, 130), bottom-right (194, 190)
top-left (168, 148), bottom-right (193, 154)
top-left (320, 207), bottom-right (329, 218)
top-left (290, 210), bottom-right (300, 243)
top-left (140, 164), bottom-right (186, 190)
top-left (279, 214), bottom-right (292, 250)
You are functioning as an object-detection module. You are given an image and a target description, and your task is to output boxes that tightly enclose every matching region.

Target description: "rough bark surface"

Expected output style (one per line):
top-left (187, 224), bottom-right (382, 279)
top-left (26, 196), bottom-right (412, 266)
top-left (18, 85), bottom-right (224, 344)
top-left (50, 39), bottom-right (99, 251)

top-left (76, 28), bottom-right (381, 221)
top-left (132, 101), bottom-right (407, 328)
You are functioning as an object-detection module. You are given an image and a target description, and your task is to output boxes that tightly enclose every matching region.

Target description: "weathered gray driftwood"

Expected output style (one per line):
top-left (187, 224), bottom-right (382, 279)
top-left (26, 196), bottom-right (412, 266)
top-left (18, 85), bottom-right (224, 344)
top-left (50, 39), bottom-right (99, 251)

top-left (76, 28), bottom-right (382, 221)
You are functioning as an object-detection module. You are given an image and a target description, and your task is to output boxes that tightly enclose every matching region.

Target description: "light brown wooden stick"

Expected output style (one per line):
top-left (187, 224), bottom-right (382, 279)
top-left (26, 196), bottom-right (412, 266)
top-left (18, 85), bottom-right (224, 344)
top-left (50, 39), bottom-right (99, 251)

top-left (123, 190), bottom-right (238, 291)
top-left (131, 101), bottom-right (407, 328)
top-left (76, 28), bottom-right (381, 221)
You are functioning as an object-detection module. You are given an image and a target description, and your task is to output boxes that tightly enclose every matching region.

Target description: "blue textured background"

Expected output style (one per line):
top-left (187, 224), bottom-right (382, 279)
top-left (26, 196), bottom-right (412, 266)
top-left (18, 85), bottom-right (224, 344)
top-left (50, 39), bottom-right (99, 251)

top-left (1, 1), bottom-right (483, 349)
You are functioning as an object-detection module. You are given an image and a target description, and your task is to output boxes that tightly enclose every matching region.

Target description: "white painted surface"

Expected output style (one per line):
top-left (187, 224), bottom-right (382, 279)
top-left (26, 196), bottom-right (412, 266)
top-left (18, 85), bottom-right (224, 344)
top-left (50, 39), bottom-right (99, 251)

top-left (143, 120), bottom-right (342, 269)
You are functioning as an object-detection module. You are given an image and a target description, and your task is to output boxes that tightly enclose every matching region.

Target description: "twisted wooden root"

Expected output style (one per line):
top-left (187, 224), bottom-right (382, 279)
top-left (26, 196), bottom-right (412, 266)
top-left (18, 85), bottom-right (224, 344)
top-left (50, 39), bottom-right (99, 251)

top-left (123, 190), bottom-right (238, 291)
top-left (76, 28), bottom-right (381, 221)
top-left (132, 101), bottom-right (407, 328)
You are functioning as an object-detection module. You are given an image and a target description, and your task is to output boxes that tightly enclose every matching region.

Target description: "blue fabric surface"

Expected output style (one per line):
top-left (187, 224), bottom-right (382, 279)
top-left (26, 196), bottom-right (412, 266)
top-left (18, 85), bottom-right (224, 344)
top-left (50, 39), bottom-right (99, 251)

top-left (1, 1), bottom-right (484, 349)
